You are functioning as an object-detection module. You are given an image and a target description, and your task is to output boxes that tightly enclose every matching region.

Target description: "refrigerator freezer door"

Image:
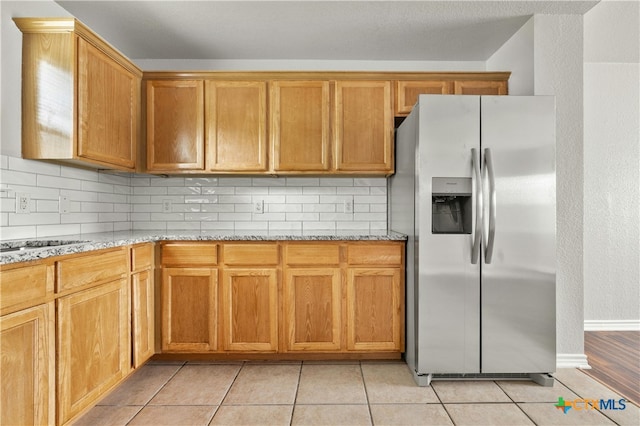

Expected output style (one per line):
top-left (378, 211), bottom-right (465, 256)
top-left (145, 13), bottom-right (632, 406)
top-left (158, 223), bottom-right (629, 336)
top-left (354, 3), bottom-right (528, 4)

top-left (480, 96), bottom-right (556, 373)
top-left (416, 95), bottom-right (481, 374)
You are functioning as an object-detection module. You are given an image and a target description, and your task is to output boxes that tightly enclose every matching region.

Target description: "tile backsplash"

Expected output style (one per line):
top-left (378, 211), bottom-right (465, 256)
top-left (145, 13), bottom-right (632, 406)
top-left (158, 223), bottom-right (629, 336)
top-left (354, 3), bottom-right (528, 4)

top-left (0, 155), bottom-right (388, 240)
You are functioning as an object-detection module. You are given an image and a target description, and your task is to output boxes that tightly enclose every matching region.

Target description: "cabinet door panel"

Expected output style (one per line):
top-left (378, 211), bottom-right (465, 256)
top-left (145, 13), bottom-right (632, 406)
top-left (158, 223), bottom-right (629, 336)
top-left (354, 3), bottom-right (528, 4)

top-left (454, 80), bottom-right (507, 95)
top-left (206, 81), bottom-right (267, 171)
top-left (335, 81), bottom-right (393, 173)
top-left (395, 80), bottom-right (452, 115)
top-left (78, 37), bottom-right (137, 169)
top-left (147, 80), bottom-right (204, 170)
top-left (284, 268), bottom-right (341, 351)
top-left (162, 268), bottom-right (217, 352)
top-left (347, 268), bottom-right (402, 351)
top-left (271, 81), bottom-right (331, 172)
top-left (132, 270), bottom-right (155, 367)
top-left (57, 279), bottom-right (130, 424)
top-left (222, 269), bottom-right (278, 351)
top-left (1, 303), bottom-right (54, 426)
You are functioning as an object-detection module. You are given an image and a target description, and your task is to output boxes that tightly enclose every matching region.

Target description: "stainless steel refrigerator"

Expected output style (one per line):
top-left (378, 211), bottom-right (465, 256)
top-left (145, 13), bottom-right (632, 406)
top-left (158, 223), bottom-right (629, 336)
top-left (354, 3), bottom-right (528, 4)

top-left (389, 95), bottom-right (556, 386)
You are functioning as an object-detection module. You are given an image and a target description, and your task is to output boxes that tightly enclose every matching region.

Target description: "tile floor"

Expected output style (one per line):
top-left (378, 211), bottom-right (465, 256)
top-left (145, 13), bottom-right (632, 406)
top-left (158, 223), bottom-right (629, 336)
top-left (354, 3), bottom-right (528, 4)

top-left (73, 360), bottom-right (639, 426)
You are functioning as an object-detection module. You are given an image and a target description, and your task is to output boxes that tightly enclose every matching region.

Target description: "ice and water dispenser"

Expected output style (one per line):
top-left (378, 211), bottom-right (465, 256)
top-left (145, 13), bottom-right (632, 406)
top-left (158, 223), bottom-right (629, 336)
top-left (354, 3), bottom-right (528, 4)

top-left (432, 178), bottom-right (472, 234)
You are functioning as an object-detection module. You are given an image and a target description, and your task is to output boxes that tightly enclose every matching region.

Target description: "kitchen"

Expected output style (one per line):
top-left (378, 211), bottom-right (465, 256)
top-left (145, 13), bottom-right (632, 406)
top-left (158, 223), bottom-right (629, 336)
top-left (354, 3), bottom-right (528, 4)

top-left (1, 1), bottom-right (638, 425)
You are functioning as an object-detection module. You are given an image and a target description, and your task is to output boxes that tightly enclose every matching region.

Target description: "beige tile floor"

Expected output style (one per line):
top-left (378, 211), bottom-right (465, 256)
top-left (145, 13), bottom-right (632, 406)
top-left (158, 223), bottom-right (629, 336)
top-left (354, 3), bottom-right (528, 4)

top-left (73, 360), bottom-right (639, 426)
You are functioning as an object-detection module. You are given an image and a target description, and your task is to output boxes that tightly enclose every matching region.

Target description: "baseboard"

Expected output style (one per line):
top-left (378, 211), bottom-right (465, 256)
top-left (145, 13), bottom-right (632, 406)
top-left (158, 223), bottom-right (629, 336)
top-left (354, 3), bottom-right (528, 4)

top-left (556, 353), bottom-right (591, 369)
top-left (584, 319), bottom-right (640, 331)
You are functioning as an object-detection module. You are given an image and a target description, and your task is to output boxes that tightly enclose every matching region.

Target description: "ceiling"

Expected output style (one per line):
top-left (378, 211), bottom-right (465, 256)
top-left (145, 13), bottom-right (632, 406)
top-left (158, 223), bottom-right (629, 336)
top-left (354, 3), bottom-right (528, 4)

top-left (55, 1), bottom-right (598, 62)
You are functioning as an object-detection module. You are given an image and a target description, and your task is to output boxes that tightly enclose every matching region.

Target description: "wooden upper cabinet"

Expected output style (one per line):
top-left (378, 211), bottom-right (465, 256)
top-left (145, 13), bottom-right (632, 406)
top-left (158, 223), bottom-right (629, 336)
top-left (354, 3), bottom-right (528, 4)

top-left (271, 81), bottom-right (331, 172)
top-left (14, 18), bottom-right (141, 171)
top-left (454, 80), bottom-right (508, 95)
top-left (77, 38), bottom-right (137, 169)
top-left (146, 80), bottom-right (204, 171)
top-left (335, 81), bottom-right (394, 174)
top-left (206, 81), bottom-right (268, 172)
top-left (395, 80), bottom-right (452, 116)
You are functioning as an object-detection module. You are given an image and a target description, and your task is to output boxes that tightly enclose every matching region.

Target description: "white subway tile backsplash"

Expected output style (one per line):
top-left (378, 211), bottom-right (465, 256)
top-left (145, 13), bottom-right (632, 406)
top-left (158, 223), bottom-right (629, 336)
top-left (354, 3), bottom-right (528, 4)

top-left (80, 223), bottom-right (114, 234)
top-left (1, 154), bottom-right (387, 239)
top-left (134, 186), bottom-right (168, 195)
top-left (286, 195), bottom-right (319, 204)
top-left (236, 221), bottom-right (268, 230)
top-left (1, 225), bottom-right (37, 240)
top-left (38, 224), bottom-right (81, 237)
top-left (185, 177), bottom-right (218, 186)
top-left (9, 212), bottom-right (60, 226)
top-left (1, 169), bottom-right (37, 186)
top-left (269, 221), bottom-right (301, 231)
top-left (81, 181), bottom-right (115, 193)
top-left (82, 202), bottom-right (114, 213)
top-left (36, 200), bottom-right (59, 213)
top-left (202, 187), bottom-right (235, 195)
top-left (61, 213), bottom-right (98, 224)
top-left (168, 186), bottom-right (202, 195)
top-left (8, 156), bottom-right (60, 176)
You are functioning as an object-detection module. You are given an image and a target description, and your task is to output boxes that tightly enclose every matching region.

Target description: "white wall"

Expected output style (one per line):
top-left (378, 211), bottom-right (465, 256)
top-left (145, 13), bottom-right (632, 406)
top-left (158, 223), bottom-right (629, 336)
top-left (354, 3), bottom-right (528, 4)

top-left (487, 17), bottom-right (534, 95)
top-left (533, 14), bottom-right (587, 367)
top-left (583, 0), bottom-right (640, 330)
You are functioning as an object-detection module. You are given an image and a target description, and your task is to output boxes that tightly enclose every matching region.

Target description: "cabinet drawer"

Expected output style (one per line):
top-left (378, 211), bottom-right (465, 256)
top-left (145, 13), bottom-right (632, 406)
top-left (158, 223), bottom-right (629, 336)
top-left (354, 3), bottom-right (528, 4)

top-left (131, 243), bottom-right (153, 271)
top-left (223, 243), bottom-right (279, 266)
top-left (162, 243), bottom-right (218, 266)
top-left (347, 244), bottom-right (402, 266)
top-left (285, 244), bottom-right (340, 266)
top-left (0, 263), bottom-right (52, 313)
top-left (57, 248), bottom-right (128, 292)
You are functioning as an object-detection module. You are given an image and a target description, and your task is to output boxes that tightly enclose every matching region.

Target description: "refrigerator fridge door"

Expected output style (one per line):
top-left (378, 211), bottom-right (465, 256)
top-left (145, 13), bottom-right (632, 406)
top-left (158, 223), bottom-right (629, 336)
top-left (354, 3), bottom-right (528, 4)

top-left (480, 96), bottom-right (556, 373)
top-left (416, 95), bottom-right (481, 375)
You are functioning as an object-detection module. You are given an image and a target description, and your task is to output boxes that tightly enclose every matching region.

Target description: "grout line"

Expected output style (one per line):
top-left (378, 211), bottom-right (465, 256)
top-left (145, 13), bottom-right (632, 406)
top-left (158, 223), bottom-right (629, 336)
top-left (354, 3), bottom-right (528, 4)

top-left (359, 361), bottom-right (375, 425)
top-left (290, 361), bottom-right (304, 426)
top-left (125, 362), bottom-right (186, 425)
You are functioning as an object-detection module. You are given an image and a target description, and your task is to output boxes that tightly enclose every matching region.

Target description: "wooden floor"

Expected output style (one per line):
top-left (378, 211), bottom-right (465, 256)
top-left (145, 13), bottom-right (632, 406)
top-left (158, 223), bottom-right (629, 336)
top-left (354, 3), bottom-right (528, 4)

top-left (583, 331), bottom-right (640, 405)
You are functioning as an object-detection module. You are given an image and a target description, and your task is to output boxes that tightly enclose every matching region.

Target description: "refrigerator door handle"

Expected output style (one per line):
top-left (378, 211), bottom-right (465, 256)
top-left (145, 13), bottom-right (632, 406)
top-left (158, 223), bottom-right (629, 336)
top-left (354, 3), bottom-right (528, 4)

top-left (484, 148), bottom-right (496, 264)
top-left (471, 148), bottom-right (483, 264)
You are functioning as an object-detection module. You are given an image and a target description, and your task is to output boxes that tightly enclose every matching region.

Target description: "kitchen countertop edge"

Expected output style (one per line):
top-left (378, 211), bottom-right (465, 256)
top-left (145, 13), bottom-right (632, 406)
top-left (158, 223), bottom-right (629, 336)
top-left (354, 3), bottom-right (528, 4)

top-left (0, 230), bottom-right (408, 265)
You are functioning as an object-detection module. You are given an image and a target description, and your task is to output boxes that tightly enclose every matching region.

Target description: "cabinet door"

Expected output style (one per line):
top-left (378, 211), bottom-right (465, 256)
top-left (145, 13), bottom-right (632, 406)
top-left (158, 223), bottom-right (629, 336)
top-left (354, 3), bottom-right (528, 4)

top-left (162, 268), bottom-right (217, 352)
top-left (335, 81), bottom-right (393, 173)
top-left (146, 80), bottom-right (204, 171)
top-left (271, 81), bottom-right (331, 172)
top-left (346, 268), bottom-right (402, 351)
top-left (454, 80), bottom-right (507, 95)
top-left (205, 81), bottom-right (268, 172)
top-left (77, 37), bottom-right (137, 170)
top-left (222, 268), bottom-right (278, 351)
top-left (395, 80), bottom-right (452, 115)
top-left (284, 268), bottom-right (341, 351)
top-left (57, 279), bottom-right (130, 424)
top-left (1, 303), bottom-right (54, 426)
top-left (132, 269), bottom-right (155, 367)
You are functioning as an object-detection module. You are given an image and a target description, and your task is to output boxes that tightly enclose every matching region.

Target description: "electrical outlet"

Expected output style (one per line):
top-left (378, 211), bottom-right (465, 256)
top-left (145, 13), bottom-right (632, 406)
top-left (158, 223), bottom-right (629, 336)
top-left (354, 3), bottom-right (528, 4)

top-left (162, 199), bottom-right (172, 213)
top-left (254, 199), bottom-right (264, 214)
top-left (16, 193), bottom-right (30, 214)
top-left (343, 197), bottom-right (354, 214)
top-left (59, 196), bottom-right (70, 214)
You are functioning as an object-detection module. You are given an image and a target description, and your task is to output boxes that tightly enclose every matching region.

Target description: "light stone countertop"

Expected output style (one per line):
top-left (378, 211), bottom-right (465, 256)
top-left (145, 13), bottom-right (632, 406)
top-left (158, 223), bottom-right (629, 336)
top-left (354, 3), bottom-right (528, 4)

top-left (0, 230), bottom-right (407, 265)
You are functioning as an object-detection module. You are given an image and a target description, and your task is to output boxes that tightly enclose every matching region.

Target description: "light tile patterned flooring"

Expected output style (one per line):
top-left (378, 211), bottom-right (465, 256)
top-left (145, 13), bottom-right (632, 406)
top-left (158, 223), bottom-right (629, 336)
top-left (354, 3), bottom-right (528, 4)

top-left (73, 360), bottom-right (640, 426)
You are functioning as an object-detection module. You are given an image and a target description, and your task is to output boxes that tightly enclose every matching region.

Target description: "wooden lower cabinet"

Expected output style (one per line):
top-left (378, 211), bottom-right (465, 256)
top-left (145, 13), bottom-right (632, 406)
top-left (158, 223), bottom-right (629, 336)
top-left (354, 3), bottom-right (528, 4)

top-left (0, 303), bottom-right (55, 426)
top-left (158, 241), bottom-right (405, 358)
top-left (284, 268), bottom-right (341, 351)
top-left (347, 268), bottom-right (403, 351)
top-left (222, 268), bottom-right (278, 351)
top-left (162, 268), bottom-right (217, 352)
top-left (132, 270), bottom-right (155, 367)
top-left (57, 279), bottom-right (130, 424)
